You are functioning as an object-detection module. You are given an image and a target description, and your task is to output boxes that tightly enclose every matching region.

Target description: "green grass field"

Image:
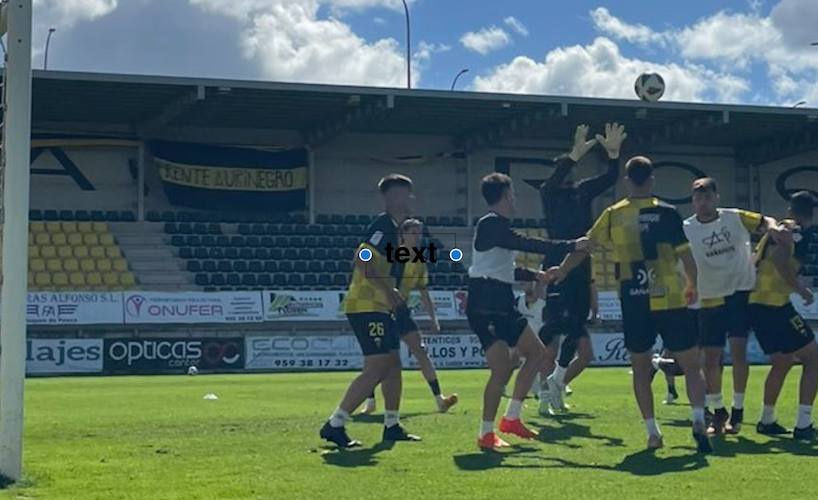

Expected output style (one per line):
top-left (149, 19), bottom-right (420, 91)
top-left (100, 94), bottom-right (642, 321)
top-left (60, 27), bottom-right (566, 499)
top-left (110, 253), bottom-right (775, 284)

top-left (2, 366), bottom-right (817, 499)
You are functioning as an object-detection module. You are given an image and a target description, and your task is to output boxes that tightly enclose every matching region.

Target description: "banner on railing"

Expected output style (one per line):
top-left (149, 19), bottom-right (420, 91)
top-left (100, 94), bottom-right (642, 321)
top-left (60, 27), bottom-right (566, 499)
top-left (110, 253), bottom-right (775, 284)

top-left (122, 292), bottom-right (263, 324)
top-left (262, 290), bottom-right (342, 321)
top-left (27, 292), bottom-right (123, 325)
top-left (27, 338), bottom-right (103, 374)
top-left (103, 337), bottom-right (245, 374)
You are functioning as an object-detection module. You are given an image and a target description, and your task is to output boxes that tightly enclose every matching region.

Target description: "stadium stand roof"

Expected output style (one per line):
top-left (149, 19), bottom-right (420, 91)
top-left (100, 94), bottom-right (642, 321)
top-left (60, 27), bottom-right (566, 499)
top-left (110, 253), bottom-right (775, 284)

top-left (30, 70), bottom-right (818, 163)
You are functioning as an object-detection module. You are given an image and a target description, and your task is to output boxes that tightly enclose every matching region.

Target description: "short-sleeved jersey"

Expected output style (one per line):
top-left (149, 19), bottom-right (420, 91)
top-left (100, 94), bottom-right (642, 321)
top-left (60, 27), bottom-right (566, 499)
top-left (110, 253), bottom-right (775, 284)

top-left (398, 260), bottom-right (429, 301)
top-left (683, 208), bottom-right (763, 300)
top-left (587, 197), bottom-right (690, 311)
top-left (750, 220), bottom-right (813, 307)
top-left (343, 213), bottom-right (404, 314)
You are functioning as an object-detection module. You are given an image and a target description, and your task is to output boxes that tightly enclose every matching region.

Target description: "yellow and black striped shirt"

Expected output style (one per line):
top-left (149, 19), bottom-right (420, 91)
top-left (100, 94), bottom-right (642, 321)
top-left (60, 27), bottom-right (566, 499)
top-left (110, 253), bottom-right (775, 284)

top-left (587, 197), bottom-right (691, 311)
top-left (344, 213), bottom-right (404, 314)
top-left (749, 220), bottom-right (812, 307)
top-left (398, 260), bottom-right (429, 301)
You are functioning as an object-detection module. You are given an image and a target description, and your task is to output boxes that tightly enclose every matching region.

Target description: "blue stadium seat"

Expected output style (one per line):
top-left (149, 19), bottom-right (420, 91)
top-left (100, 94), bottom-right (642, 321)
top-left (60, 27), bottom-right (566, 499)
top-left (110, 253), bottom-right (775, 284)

top-left (239, 248), bottom-right (253, 260)
top-left (344, 236), bottom-right (358, 248)
top-left (29, 209), bottom-right (44, 221)
top-left (293, 213), bottom-right (308, 224)
top-left (249, 261), bottom-right (263, 273)
top-left (330, 214), bottom-right (344, 225)
top-left (308, 261), bottom-right (322, 273)
top-left (201, 235), bottom-right (216, 247)
top-left (164, 222), bottom-right (179, 234)
top-left (439, 216), bottom-right (452, 226)
top-left (304, 236), bottom-right (317, 248)
top-left (351, 225), bottom-right (365, 235)
top-left (319, 274), bottom-right (332, 287)
top-left (323, 225), bottom-right (336, 236)
top-left (314, 248), bottom-right (328, 260)
top-left (177, 212), bottom-right (194, 223)
top-left (274, 236), bottom-right (288, 248)
top-left (226, 248), bottom-right (240, 260)
top-left (177, 223), bottom-right (193, 235)
top-left (74, 210), bottom-right (91, 221)
top-left (298, 249), bottom-right (311, 260)
top-left (208, 223), bottom-right (221, 235)
top-left (294, 261), bottom-right (308, 273)
top-left (266, 224), bottom-right (279, 235)
top-left (336, 225), bottom-right (350, 236)
top-left (217, 261), bottom-right (232, 273)
top-left (187, 261), bottom-right (202, 273)
top-left (44, 209), bottom-right (59, 221)
top-left (258, 274), bottom-right (272, 287)
top-left (234, 261), bottom-right (248, 273)
top-left (184, 235), bottom-right (200, 247)
top-left (246, 236), bottom-right (260, 248)
top-left (303, 274), bottom-right (318, 288)
top-left (279, 224), bottom-right (294, 234)
top-left (226, 274), bottom-right (241, 286)
top-left (216, 235), bottom-right (229, 247)
top-left (357, 215), bottom-right (371, 225)
top-left (178, 247), bottom-right (193, 259)
top-left (254, 248), bottom-right (270, 260)
top-left (322, 262), bottom-right (337, 273)
top-left (191, 212), bottom-right (207, 223)
top-left (278, 261), bottom-right (293, 273)
top-left (194, 247), bottom-right (209, 259)
top-left (426, 216), bottom-right (439, 226)
top-left (343, 215), bottom-right (357, 225)
top-left (59, 210), bottom-right (75, 221)
top-left (120, 211), bottom-right (137, 222)
top-left (161, 211), bottom-right (176, 222)
top-left (307, 225), bottom-right (321, 235)
top-left (317, 236), bottom-right (332, 248)
top-left (338, 261), bottom-right (352, 273)
top-left (317, 214), bottom-right (331, 225)
top-left (270, 248), bottom-right (283, 260)
top-left (242, 274), bottom-right (257, 287)
top-left (193, 223), bottom-right (208, 234)
top-left (341, 248), bottom-right (354, 261)
top-left (273, 274), bottom-right (287, 287)
top-left (453, 216), bottom-right (466, 226)
top-left (250, 223), bottom-right (265, 235)
top-left (238, 224), bottom-right (251, 235)
top-left (195, 274), bottom-right (210, 286)
top-left (209, 247), bottom-right (225, 259)
top-left (290, 236), bottom-right (304, 248)
top-left (328, 248), bottom-right (341, 260)
top-left (104, 210), bottom-right (120, 222)
top-left (259, 236), bottom-right (273, 248)
top-left (333, 274), bottom-right (348, 287)
top-left (202, 261), bottom-right (217, 273)
top-left (211, 274), bottom-right (226, 286)
top-left (287, 274), bottom-right (303, 287)
top-left (230, 236), bottom-right (245, 247)
top-left (147, 211), bottom-right (161, 222)
top-left (170, 235), bottom-right (185, 247)
top-left (538, 218), bottom-right (547, 228)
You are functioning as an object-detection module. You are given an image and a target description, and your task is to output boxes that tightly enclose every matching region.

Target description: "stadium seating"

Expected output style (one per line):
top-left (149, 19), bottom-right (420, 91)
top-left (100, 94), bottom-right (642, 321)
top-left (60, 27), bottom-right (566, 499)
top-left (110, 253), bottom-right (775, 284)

top-left (28, 220), bottom-right (137, 291)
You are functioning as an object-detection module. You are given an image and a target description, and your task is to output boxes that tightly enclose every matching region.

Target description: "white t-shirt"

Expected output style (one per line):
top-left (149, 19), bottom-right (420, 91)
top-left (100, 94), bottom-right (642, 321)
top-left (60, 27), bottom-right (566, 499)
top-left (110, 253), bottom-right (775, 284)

top-left (515, 293), bottom-right (546, 334)
top-left (683, 208), bottom-right (762, 300)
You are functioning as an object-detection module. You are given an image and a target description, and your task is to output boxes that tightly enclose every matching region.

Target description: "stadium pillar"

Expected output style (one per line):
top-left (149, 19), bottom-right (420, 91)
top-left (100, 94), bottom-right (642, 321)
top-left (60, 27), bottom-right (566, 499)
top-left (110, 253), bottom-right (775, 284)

top-left (137, 142), bottom-right (146, 222)
top-left (307, 147), bottom-right (315, 224)
top-left (0, 0), bottom-right (33, 483)
top-left (465, 154), bottom-right (473, 227)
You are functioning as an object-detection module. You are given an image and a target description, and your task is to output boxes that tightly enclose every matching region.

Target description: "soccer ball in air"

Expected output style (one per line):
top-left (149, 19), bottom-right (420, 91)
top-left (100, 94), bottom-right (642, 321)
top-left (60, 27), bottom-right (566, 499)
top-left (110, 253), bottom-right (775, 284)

top-left (634, 73), bottom-right (665, 102)
top-left (187, 366), bottom-right (199, 376)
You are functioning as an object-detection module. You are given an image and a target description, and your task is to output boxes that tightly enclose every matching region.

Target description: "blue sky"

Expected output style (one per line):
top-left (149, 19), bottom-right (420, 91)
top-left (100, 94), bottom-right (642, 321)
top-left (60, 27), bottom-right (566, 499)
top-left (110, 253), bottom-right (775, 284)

top-left (30, 0), bottom-right (818, 105)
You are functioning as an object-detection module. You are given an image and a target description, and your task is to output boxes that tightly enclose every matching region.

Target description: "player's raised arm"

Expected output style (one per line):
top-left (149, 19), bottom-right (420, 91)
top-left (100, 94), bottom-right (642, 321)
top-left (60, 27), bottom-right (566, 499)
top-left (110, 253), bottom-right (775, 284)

top-left (541, 124), bottom-right (597, 192)
top-left (474, 215), bottom-right (588, 256)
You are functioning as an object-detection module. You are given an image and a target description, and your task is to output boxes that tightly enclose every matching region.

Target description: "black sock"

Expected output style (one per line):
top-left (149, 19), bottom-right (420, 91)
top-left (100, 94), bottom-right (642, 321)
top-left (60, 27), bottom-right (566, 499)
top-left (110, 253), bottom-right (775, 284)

top-left (668, 383), bottom-right (677, 395)
top-left (368, 391), bottom-right (375, 399)
top-left (428, 379), bottom-right (441, 396)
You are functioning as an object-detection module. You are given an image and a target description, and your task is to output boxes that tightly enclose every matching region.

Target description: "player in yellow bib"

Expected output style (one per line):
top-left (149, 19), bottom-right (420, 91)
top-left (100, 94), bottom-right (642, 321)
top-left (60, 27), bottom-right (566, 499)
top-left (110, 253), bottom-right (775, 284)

top-left (360, 218), bottom-right (459, 415)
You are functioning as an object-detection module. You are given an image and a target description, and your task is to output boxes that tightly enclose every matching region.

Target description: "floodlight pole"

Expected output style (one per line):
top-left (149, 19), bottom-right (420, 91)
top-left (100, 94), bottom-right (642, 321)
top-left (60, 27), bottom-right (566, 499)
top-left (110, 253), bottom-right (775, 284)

top-left (401, 0), bottom-right (411, 89)
top-left (0, 0), bottom-right (33, 483)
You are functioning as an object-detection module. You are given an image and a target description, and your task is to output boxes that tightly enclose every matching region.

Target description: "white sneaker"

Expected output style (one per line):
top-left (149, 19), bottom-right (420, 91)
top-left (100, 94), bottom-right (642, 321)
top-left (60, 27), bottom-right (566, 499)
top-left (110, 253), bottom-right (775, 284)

top-left (359, 398), bottom-right (377, 415)
top-left (565, 384), bottom-right (573, 397)
top-left (546, 374), bottom-right (569, 412)
top-left (663, 392), bottom-right (677, 405)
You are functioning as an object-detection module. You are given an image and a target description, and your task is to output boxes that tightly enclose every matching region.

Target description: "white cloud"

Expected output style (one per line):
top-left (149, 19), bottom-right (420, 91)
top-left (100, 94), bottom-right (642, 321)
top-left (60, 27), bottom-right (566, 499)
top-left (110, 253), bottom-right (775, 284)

top-left (473, 37), bottom-right (748, 103)
top-left (460, 26), bottom-right (511, 55)
top-left (590, 7), bottom-right (666, 46)
top-left (190, 0), bottom-right (416, 87)
top-left (33, 0), bottom-right (118, 28)
top-left (504, 16), bottom-right (528, 37)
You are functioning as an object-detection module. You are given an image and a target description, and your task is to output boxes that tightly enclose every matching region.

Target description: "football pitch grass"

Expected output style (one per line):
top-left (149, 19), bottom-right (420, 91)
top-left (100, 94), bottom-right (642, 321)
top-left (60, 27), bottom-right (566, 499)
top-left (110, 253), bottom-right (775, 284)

top-left (3, 366), bottom-right (817, 499)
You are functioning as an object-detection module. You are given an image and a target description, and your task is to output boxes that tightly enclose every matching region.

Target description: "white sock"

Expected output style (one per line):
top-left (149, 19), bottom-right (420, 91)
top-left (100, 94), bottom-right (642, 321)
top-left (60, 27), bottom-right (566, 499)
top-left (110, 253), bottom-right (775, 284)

top-left (733, 392), bottom-right (745, 410)
top-left (645, 418), bottom-right (661, 437)
top-left (365, 397), bottom-right (376, 407)
top-left (480, 420), bottom-right (494, 438)
top-left (505, 399), bottom-right (523, 420)
top-left (692, 407), bottom-right (706, 426)
top-left (712, 393), bottom-right (725, 410)
top-left (435, 394), bottom-right (445, 404)
top-left (531, 374), bottom-right (542, 395)
top-left (553, 365), bottom-right (567, 386)
top-left (796, 405), bottom-right (813, 429)
top-left (329, 407), bottom-right (350, 428)
top-left (384, 410), bottom-right (400, 428)
top-left (761, 405), bottom-right (776, 425)
top-left (539, 389), bottom-right (550, 402)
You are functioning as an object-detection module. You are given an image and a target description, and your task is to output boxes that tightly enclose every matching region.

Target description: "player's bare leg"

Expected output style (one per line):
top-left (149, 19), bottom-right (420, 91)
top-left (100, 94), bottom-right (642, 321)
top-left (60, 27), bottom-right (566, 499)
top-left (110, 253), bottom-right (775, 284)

top-left (703, 346), bottom-right (728, 434)
top-left (727, 336), bottom-right (749, 433)
top-left (631, 352), bottom-right (663, 449)
top-left (757, 352), bottom-right (794, 436)
top-left (479, 341), bottom-right (514, 450)
top-left (674, 347), bottom-right (712, 453)
top-left (538, 338), bottom-right (559, 416)
top-left (499, 327), bottom-right (544, 439)
top-left (379, 350), bottom-right (420, 442)
top-left (402, 331), bottom-right (458, 413)
top-left (793, 342), bottom-right (818, 440)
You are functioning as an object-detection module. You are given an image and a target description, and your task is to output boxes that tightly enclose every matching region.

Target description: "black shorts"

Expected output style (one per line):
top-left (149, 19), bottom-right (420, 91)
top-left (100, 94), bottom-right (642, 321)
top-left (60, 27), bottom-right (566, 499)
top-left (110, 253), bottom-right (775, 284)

top-left (749, 303), bottom-right (815, 355)
top-left (620, 285), bottom-right (697, 354)
top-left (347, 312), bottom-right (400, 356)
top-left (698, 291), bottom-right (751, 348)
top-left (540, 279), bottom-right (590, 345)
top-left (394, 306), bottom-right (419, 337)
top-left (467, 277), bottom-right (529, 350)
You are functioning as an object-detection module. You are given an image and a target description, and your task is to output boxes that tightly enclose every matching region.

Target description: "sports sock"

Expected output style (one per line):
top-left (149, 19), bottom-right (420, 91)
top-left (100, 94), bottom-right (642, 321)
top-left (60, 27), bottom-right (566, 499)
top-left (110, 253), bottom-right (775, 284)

top-left (712, 393), bottom-right (725, 410)
top-left (796, 405), bottom-right (813, 429)
top-left (539, 389), bottom-right (550, 402)
top-left (428, 379), bottom-right (441, 396)
top-left (692, 407), bottom-right (706, 427)
top-left (645, 418), bottom-right (661, 437)
top-left (552, 365), bottom-right (567, 386)
top-left (667, 382), bottom-right (677, 394)
top-left (531, 374), bottom-right (542, 395)
top-left (761, 405), bottom-right (776, 425)
top-left (329, 408), bottom-right (350, 428)
top-left (480, 420), bottom-right (494, 438)
top-left (733, 392), bottom-right (745, 410)
top-left (505, 399), bottom-right (523, 420)
top-left (384, 410), bottom-right (400, 428)
top-left (367, 391), bottom-right (376, 399)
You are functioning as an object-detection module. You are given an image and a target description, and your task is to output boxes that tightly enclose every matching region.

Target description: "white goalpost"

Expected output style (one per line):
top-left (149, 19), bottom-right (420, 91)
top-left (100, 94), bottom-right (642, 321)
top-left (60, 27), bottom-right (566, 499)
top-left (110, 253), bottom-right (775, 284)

top-left (0, 0), bottom-right (32, 483)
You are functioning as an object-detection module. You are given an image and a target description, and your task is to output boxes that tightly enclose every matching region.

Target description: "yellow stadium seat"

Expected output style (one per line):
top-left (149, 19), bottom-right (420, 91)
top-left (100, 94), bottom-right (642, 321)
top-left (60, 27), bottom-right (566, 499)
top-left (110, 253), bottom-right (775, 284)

top-left (35, 233), bottom-right (51, 246)
top-left (30, 259), bottom-right (45, 272)
top-left (40, 245), bottom-right (57, 259)
top-left (34, 272), bottom-right (51, 287)
top-left (77, 222), bottom-right (93, 233)
top-left (80, 258), bottom-right (96, 272)
top-left (73, 246), bottom-right (89, 259)
top-left (86, 272), bottom-right (102, 287)
top-left (51, 233), bottom-right (67, 246)
top-left (28, 273), bottom-right (35, 288)
top-left (57, 246), bottom-right (73, 259)
top-left (89, 246), bottom-right (105, 258)
top-left (112, 258), bottom-right (128, 272)
top-left (30, 222), bottom-right (46, 233)
top-left (52, 272), bottom-right (69, 287)
top-left (46, 259), bottom-right (63, 272)
top-left (92, 222), bottom-right (109, 233)
top-left (61, 222), bottom-right (78, 233)
top-left (105, 246), bottom-right (122, 258)
top-left (102, 272), bottom-right (119, 287)
top-left (69, 272), bottom-right (86, 287)
top-left (96, 259), bottom-right (112, 272)
top-left (67, 233), bottom-right (84, 246)
top-left (29, 246), bottom-right (40, 259)
top-left (63, 258), bottom-right (79, 272)
top-left (83, 234), bottom-right (99, 246)
top-left (45, 222), bottom-right (62, 233)
top-left (99, 234), bottom-right (115, 247)
top-left (28, 233), bottom-right (35, 246)
top-left (119, 272), bottom-right (136, 287)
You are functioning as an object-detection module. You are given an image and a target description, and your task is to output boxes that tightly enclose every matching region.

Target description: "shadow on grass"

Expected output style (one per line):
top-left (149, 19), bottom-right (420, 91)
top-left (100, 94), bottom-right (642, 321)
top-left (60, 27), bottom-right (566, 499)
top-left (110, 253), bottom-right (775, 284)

top-left (351, 412), bottom-right (425, 424)
top-left (530, 419), bottom-right (625, 449)
top-left (321, 440), bottom-right (396, 468)
top-left (542, 448), bottom-right (709, 476)
top-left (709, 434), bottom-right (818, 458)
top-left (453, 445), bottom-right (543, 471)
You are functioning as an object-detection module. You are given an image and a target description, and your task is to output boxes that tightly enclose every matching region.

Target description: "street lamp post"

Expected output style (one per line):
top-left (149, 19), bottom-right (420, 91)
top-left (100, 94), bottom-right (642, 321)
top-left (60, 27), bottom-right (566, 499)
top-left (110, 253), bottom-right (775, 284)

top-left (451, 68), bottom-right (469, 90)
top-left (401, 0), bottom-right (411, 89)
top-left (43, 27), bottom-right (55, 70)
